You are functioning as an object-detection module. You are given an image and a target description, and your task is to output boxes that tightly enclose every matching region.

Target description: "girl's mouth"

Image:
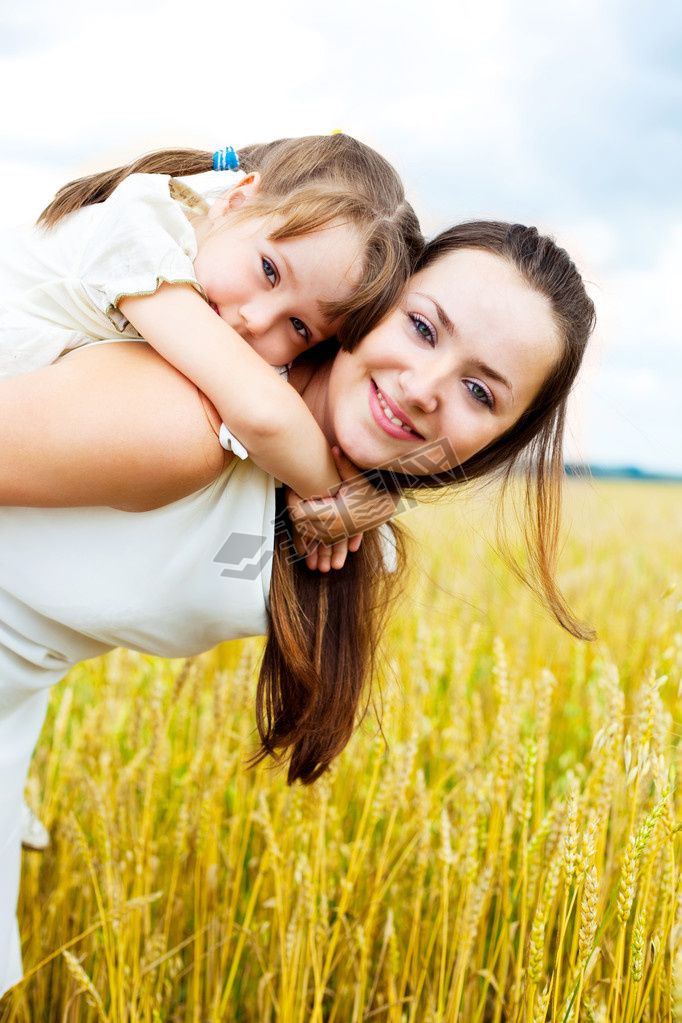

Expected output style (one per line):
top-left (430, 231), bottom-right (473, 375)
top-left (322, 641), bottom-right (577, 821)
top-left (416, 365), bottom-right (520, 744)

top-left (369, 381), bottom-right (423, 440)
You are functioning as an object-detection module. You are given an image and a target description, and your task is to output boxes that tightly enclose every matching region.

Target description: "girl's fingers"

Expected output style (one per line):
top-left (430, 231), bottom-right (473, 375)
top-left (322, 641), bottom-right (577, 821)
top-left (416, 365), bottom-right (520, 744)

top-left (302, 536), bottom-right (355, 573)
top-left (289, 517), bottom-right (316, 560)
top-left (315, 544), bottom-right (333, 573)
top-left (348, 533), bottom-right (363, 553)
top-left (330, 539), bottom-right (349, 570)
top-left (305, 544), bottom-right (319, 571)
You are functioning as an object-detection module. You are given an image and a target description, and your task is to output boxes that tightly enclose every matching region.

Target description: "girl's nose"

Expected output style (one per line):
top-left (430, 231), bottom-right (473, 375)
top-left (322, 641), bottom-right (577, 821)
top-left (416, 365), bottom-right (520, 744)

top-left (240, 302), bottom-right (275, 339)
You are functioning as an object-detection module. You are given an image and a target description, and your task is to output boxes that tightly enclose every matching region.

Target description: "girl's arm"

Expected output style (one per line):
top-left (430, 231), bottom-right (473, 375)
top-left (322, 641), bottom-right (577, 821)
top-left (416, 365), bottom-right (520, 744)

top-left (0, 342), bottom-right (227, 510)
top-left (118, 284), bottom-right (342, 500)
top-left (0, 340), bottom-right (397, 570)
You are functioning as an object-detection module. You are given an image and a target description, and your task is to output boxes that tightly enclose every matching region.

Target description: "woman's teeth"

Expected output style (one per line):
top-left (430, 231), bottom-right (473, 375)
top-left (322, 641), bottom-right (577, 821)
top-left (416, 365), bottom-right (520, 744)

top-left (376, 387), bottom-right (415, 433)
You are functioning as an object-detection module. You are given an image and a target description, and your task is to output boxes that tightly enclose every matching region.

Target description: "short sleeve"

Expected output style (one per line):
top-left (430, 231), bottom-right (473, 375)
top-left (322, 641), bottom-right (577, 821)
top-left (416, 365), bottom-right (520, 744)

top-left (78, 174), bottom-right (203, 332)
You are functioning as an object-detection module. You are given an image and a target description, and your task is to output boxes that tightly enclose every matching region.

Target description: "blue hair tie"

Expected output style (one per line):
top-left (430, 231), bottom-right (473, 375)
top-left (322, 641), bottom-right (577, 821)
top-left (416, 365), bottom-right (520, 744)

top-left (213, 147), bottom-right (239, 171)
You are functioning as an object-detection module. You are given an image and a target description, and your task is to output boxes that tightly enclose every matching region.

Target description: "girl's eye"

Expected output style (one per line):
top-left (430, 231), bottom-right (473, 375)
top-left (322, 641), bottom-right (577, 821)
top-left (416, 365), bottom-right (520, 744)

top-left (291, 317), bottom-right (310, 343)
top-left (464, 379), bottom-right (494, 410)
top-left (262, 258), bottom-right (278, 286)
top-left (409, 313), bottom-right (436, 346)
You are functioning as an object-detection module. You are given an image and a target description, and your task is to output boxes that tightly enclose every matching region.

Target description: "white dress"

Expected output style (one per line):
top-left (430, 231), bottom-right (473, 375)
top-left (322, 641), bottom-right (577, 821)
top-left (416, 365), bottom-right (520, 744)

top-left (0, 173), bottom-right (223, 379)
top-left (0, 413), bottom-right (278, 995)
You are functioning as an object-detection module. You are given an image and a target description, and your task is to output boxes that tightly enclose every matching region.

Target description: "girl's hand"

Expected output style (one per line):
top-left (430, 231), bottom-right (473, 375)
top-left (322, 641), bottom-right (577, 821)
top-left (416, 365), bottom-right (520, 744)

top-left (285, 487), bottom-right (363, 572)
top-left (286, 447), bottom-right (362, 571)
top-left (286, 447), bottom-right (399, 572)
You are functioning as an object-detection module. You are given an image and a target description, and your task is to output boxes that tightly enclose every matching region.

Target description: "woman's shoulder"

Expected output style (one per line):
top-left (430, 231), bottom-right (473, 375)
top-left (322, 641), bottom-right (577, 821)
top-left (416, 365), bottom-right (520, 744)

top-left (0, 341), bottom-right (228, 511)
top-left (71, 341), bottom-right (228, 508)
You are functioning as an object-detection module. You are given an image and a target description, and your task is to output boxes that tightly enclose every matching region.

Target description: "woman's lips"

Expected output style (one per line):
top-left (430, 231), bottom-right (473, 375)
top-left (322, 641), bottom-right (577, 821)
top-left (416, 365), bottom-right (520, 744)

top-left (369, 381), bottom-right (423, 440)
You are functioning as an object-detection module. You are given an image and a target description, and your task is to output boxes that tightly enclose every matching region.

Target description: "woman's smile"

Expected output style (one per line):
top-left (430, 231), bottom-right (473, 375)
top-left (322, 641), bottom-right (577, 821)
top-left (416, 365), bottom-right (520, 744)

top-left (369, 380), bottom-right (424, 439)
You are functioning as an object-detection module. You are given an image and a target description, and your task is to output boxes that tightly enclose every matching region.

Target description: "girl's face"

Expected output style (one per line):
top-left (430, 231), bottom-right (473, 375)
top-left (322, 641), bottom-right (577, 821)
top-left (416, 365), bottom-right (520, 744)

top-left (192, 178), bottom-right (363, 366)
top-left (326, 249), bottom-right (562, 474)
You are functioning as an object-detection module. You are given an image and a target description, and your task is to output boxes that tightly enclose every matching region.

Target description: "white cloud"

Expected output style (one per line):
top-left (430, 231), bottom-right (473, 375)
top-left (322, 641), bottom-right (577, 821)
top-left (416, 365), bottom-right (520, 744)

top-left (0, 160), bottom-right (65, 226)
top-left (564, 215), bottom-right (682, 472)
top-left (0, 0), bottom-right (328, 149)
top-left (605, 224), bottom-right (682, 358)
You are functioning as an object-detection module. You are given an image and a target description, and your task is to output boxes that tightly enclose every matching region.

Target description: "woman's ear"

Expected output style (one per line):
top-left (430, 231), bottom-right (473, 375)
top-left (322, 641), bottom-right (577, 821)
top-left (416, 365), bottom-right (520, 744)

top-left (208, 172), bottom-right (262, 220)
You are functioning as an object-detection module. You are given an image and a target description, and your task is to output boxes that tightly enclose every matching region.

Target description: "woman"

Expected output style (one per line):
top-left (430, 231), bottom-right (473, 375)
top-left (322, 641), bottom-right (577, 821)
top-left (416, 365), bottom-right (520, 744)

top-left (0, 221), bottom-right (595, 994)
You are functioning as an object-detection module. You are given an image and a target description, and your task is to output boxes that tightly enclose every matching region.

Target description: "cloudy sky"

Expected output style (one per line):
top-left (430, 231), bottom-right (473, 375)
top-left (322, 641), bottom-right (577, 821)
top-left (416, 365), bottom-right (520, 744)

top-left (1, 0), bottom-right (680, 472)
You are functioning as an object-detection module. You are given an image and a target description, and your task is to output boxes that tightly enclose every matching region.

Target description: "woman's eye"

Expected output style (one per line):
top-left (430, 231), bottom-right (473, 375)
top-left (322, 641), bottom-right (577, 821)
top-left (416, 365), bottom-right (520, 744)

top-left (409, 313), bottom-right (436, 346)
top-left (262, 258), bottom-right (277, 286)
top-left (291, 317), bottom-right (310, 342)
top-left (465, 379), bottom-right (494, 409)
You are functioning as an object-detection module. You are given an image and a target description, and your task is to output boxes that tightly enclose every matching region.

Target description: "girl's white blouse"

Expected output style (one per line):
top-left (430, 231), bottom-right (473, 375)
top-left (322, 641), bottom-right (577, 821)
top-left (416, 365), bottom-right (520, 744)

top-left (0, 174), bottom-right (213, 379)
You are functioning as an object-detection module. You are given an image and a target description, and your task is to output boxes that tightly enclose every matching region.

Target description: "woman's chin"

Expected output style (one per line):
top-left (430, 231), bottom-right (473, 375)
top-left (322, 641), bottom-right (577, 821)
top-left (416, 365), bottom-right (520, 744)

top-left (340, 441), bottom-right (388, 474)
top-left (336, 421), bottom-right (425, 476)
top-left (338, 435), bottom-right (413, 475)
top-left (345, 450), bottom-right (405, 476)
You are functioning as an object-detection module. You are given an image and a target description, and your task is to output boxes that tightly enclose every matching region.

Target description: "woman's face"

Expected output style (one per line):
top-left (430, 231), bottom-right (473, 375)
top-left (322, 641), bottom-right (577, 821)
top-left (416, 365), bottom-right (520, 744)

top-left (326, 248), bottom-right (562, 474)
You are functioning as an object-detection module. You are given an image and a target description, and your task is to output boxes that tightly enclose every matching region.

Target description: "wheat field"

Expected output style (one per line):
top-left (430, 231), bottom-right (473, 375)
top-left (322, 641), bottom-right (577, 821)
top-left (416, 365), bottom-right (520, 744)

top-left (1, 480), bottom-right (681, 1022)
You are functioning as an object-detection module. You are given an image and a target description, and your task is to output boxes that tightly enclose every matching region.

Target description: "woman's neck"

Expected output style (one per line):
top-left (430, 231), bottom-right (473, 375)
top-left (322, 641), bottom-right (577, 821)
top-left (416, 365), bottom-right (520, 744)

top-left (288, 358), bottom-right (336, 448)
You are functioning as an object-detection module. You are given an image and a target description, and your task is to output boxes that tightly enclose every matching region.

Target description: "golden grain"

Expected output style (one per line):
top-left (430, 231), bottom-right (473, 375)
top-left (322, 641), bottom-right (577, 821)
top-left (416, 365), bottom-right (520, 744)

top-left (1, 481), bottom-right (681, 1022)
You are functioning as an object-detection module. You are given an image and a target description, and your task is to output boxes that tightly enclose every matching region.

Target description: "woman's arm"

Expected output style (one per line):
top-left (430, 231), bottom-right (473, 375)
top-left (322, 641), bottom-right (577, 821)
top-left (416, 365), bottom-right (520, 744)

top-left (119, 285), bottom-right (342, 499)
top-left (0, 342), bottom-right (227, 510)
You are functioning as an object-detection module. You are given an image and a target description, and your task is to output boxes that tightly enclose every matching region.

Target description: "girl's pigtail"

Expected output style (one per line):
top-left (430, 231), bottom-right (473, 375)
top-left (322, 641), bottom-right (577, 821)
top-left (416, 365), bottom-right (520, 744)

top-left (37, 148), bottom-right (219, 229)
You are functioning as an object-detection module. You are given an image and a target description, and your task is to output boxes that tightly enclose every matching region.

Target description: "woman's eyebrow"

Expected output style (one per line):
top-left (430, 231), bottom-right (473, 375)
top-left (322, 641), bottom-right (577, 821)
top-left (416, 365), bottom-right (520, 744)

top-left (415, 292), bottom-right (455, 336)
top-left (473, 360), bottom-right (514, 396)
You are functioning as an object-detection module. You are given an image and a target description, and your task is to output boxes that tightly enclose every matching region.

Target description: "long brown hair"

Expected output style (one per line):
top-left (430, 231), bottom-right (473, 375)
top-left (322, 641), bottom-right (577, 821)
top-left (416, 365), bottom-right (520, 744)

top-left (37, 135), bottom-right (423, 350)
top-left (260, 221), bottom-right (596, 784)
top-left (254, 491), bottom-right (405, 785)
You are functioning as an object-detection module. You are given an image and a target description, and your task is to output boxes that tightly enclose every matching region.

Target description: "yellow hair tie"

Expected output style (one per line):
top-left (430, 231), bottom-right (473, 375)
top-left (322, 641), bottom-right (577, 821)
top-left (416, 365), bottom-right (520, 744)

top-left (331, 128), bottom-right (343, 135)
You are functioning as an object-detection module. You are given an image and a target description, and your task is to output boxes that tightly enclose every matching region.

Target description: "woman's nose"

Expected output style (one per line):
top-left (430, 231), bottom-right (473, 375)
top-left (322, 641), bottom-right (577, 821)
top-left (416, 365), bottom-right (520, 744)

top-left (398, 367), bottom-right (440, 415)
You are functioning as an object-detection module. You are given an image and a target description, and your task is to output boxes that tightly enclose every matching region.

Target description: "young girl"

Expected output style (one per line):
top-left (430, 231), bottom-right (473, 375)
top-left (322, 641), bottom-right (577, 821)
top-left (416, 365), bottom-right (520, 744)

top-left (1, 133), bottom-right (422, 518)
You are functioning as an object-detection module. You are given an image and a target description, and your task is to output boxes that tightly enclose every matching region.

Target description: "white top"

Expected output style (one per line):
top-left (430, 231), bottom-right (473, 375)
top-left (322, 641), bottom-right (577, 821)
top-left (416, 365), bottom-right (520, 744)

top-left (0, 396), bottom-right (278, 1000)
top-left (0, 173), bottom-right (283, 689)
top-left (0, 453), bottom-right (277, 699)
top-left (0, 399), bottom-right (278, 991)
